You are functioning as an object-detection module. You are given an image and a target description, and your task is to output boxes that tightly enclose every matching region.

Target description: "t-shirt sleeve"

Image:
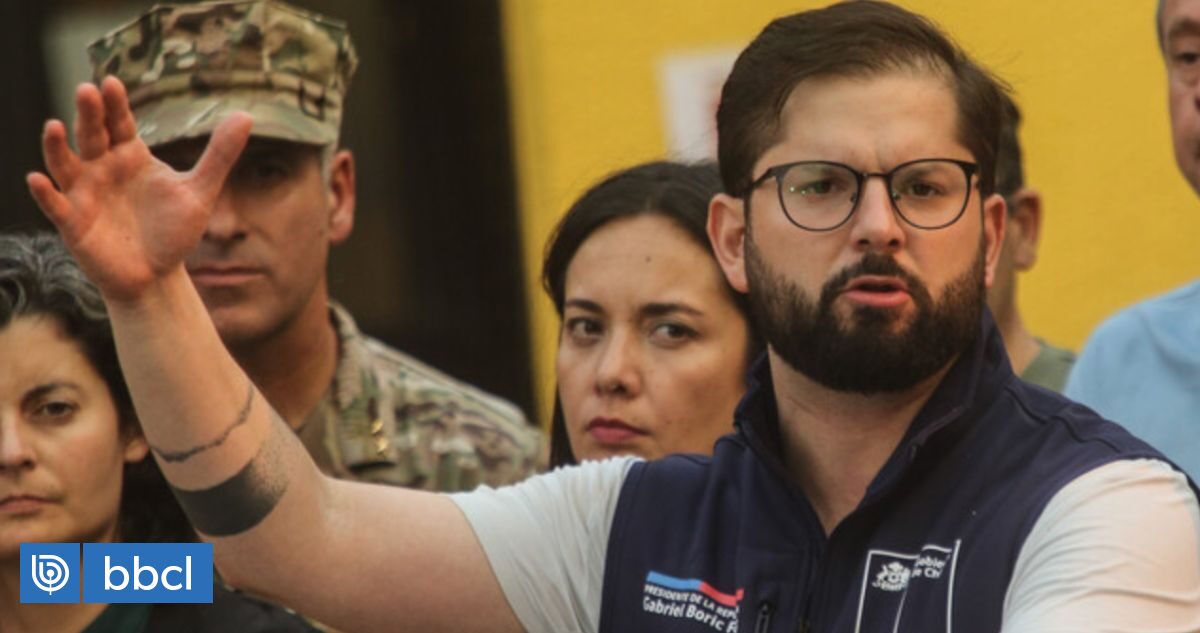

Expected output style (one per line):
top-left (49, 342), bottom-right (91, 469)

top-left (449, 457), bottom-right (638, 633)
top-left (1002, 459), bottom-right (1200, 632)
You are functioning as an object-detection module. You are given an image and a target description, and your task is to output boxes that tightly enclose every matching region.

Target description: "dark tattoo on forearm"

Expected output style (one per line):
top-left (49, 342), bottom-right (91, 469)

top-left (150, 379), bottom-right (255, 463)
top-left (169, 422), bottom-right (290, 537)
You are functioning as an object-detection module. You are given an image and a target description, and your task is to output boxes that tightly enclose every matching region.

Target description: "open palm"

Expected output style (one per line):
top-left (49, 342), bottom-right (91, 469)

top-left (27, 76), bottom-right (251, 303)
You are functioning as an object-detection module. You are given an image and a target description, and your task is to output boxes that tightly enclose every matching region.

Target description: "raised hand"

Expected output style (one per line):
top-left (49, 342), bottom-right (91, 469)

top-left (27, 76), bottom-right (252, 303)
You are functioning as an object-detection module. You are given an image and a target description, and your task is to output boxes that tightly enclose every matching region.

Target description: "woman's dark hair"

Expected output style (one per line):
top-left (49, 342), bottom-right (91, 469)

top-left (541, 161), bottom-right (763, 467)
top-left (0, 231), bottom-right (193, 543)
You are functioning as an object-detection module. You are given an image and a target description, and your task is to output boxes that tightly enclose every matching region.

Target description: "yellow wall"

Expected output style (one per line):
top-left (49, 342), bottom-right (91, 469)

top-left (503, 0), bottom-right (1200, 425)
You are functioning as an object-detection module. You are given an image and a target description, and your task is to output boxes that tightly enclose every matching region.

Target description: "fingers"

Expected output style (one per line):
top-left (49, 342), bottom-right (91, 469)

top-left (27, 172), bottom-right (76, 235)
top-left (41, 120), bottom-right (80, 191)
top-left (74, 83), bottom-right (110, 160)
top-left (191, 112), bottom-right (253, 200)
top-left (101, 76), bottom-right (139, 145)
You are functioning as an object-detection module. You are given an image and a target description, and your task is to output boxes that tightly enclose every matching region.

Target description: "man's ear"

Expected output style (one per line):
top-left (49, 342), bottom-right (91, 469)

top-left (1007, 188), bottom-right (1043, 271)
top-left (981, 192), bottom-right (1007, 290)
top-left (327, 149), bottom-right (356, 244)
top-left (708, 193), bottom-right (750, 293)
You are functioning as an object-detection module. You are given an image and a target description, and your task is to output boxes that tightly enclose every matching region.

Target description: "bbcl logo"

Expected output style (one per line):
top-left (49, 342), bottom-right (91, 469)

top-left (20, 542), bottom-right (213, 604)
top-left (21, 543), bottom-right (79, 603)
top-left (33, 553), bottom-right (71, 594)
top-left (102, 553), bottom-right (196, 592)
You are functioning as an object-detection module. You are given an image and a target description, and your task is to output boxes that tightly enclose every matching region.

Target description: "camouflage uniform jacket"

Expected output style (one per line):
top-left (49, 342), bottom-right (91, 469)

top-left (296, 303), bottom-right (543, 490)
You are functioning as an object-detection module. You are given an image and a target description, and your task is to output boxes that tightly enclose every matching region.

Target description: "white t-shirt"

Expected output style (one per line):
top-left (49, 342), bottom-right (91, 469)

top-left (451, 458), bottom-right (1200, 633)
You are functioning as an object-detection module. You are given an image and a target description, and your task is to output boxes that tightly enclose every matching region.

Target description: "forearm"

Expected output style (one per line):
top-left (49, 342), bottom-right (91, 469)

top-left (27, 88), bottom-right (523, 629)
top-left (106, 268), bottom-right (257, 473)
top-left (104, 266), bottom-right (326, 559)
top-left (100, 267), bottom-right (522, 631)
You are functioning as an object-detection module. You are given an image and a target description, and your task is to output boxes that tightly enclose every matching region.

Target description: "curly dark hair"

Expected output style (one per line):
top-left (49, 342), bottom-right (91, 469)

top-left (0, 231), bottom-right (193, 543)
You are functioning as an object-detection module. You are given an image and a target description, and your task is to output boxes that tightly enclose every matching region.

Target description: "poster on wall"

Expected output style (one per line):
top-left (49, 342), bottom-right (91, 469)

top-left (657, 46), bottom-right (741, 162)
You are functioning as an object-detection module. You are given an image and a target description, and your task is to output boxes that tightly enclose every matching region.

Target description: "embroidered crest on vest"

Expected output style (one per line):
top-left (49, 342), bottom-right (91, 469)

top-left (871, 562), bottom-right (912, 592)
top-left (856, 541), bottom-right (961, 633)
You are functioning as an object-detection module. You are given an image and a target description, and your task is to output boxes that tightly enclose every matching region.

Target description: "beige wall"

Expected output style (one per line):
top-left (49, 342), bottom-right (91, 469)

top-left (503, 0), bottom-right (1200, 424)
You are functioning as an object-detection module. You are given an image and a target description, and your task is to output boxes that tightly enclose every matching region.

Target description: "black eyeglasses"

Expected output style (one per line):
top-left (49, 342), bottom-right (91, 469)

top-left (743, 158), bottom-right (978, 232)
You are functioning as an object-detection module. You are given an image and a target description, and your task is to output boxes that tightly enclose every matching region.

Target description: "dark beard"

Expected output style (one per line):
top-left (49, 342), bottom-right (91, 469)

top-left (744, 236), bottom-right (984, 395)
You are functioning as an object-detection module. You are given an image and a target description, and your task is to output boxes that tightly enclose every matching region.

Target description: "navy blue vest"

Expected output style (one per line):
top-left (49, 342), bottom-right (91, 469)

top-left (597, 315), bottom-right (1182, 633)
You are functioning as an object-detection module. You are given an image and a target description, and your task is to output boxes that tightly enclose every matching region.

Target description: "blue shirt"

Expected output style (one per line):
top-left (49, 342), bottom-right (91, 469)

top-left (1066, 280), bottom-right (1200, 479)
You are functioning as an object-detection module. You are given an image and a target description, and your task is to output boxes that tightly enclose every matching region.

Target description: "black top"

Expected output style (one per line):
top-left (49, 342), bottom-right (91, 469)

top-left (81, 583), bottom-right (316, 633)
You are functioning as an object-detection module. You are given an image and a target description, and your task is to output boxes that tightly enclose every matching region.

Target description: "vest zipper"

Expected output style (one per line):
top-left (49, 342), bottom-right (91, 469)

top-left (754, 601), bottom-right (773, 633)
top-left (798, 522), bottom-right (832, 633)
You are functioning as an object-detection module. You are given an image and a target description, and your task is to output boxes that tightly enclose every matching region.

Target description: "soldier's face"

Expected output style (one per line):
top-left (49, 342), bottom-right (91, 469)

top-left (153, 137), bottom-right (354, 348)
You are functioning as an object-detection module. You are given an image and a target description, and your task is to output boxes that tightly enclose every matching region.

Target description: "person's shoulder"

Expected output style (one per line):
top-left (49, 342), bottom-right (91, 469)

top-left (328, 302), bottom-right (542, 484)
top-left (1035, 339), bottom-right (1076, 365)
top-left (620, 444), bottom-right (745, 504)
top-left (1004, 377), bottom-right (1167, 466)
top-left (511, 454), bottom-right (702, 501)
top-left (1148, 278), bottom-right (1200, 310)
top-left (331, 302), bottom-right (531, 430)
top-left (451, 456), bottom-right (638, 523)
top-left (636, 450), bottom-right (715, 476)
top-left (1067, 279), bottom-right (1200, 398)
top-left (1087, 279), bottom-right (1200, 346)
top-left (1021, 339), bottom-right (1076, 392)
top-left (359, 334), bottom-right (530, 425)
top-left (534, 456), bottom-right (642, 495)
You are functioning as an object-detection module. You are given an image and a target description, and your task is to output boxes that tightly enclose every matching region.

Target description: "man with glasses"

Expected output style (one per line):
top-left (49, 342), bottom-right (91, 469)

top-left (29, 1), bottom-right (1200, 631)
top-left (988, 97), bottom-right (1076, 392)
top-left (1066, 0), bottom-right (1200, 481)
top-left (80, 0), bottom-right (542, 493)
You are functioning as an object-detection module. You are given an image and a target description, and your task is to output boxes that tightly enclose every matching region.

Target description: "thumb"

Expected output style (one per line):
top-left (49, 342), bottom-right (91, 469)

top-left (190, 112), bottom-right (253, 199)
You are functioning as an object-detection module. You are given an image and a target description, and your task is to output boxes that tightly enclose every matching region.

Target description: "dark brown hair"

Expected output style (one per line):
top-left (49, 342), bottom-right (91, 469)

top-left (717, 0), bottom-right (1009, 199)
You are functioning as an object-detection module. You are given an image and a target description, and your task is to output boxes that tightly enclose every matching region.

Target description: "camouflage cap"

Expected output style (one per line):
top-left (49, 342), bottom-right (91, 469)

top-left (88, 0), bottom-right (358, 148)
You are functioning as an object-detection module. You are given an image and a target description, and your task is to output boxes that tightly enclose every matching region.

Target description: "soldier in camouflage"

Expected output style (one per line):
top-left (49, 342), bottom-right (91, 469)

top-left (87, 0), bottom-right (542, 491)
